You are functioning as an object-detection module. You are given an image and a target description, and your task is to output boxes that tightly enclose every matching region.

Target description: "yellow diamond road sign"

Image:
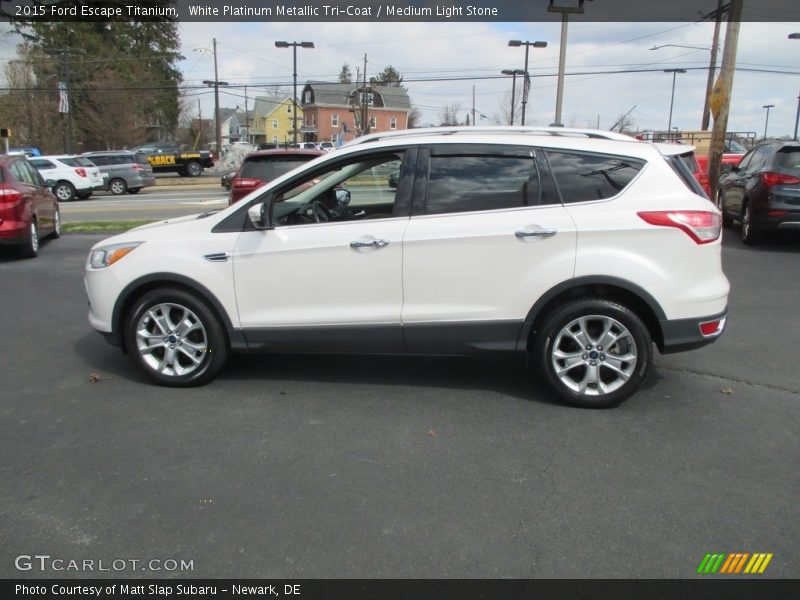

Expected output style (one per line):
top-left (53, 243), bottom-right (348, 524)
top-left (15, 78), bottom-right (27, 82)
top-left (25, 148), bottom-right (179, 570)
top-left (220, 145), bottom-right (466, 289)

top-left (710, 74), bottom-right (729, 120)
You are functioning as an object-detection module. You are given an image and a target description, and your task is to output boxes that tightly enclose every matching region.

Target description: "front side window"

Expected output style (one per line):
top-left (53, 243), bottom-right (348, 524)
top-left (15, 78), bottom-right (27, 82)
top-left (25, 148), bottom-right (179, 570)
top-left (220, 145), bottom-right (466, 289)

top-left (270, 151), bottom-right (407, 226)
top-left (424, 147), bottom-right (544, 215)
top-left (545, 150), bottom-right (644, 203)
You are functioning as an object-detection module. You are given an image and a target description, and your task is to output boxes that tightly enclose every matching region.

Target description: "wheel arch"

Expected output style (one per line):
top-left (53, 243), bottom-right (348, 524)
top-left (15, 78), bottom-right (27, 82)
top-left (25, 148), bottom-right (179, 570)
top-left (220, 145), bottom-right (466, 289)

top-left (519, 276), bottom-right (667, 353)
top-left (111, 273), bottom-right (242, 352)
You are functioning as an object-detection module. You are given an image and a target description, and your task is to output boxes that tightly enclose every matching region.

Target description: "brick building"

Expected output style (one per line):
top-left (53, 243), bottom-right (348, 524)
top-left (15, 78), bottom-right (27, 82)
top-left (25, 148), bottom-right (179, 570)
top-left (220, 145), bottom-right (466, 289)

top-left (299, 82), bottom-right (411, 146)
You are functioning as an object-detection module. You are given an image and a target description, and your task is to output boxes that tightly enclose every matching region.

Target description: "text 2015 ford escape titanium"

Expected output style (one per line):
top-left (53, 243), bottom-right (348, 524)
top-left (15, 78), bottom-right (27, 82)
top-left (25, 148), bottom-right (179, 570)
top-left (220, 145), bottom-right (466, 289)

top-left (85, 127), bottom-right (729, 407)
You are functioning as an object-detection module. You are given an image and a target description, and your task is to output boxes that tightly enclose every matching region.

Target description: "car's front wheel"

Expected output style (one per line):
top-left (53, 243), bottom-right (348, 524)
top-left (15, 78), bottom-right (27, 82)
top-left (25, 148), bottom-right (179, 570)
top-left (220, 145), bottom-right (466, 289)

top-left (185, 161), bottom-right (203, 177)
top-left (125, 288), bottom-right (229, 387)
top-left (533, 299), bottom-right (652, 408)
top-left (108, 178), bottom-right (128, 195)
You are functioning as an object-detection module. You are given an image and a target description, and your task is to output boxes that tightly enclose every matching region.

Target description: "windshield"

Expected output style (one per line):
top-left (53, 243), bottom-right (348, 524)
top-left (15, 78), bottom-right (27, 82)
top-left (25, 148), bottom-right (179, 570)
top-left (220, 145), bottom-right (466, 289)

top-left (239, 156), bottom-right (314, 181)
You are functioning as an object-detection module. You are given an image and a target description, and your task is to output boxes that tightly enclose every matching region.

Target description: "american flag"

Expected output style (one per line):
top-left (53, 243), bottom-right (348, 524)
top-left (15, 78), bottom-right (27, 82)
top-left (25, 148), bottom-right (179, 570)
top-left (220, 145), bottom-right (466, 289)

top-left (58, 81), bottom-right (69, 114)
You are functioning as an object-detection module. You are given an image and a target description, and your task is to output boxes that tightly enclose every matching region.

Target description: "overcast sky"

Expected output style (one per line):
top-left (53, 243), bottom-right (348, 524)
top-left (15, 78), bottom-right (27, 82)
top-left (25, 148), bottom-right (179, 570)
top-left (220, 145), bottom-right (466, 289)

top-left (176, 20), bottom-right (800, 137)
top-left (1, 18), bottom-right (798, 137)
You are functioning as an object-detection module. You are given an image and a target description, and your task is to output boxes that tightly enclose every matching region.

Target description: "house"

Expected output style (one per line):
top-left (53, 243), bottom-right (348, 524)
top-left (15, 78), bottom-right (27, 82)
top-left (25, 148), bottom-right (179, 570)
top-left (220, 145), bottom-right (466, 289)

top-left (300, 82), bottom-right (411, 145)
top-left (250, 96), bottom-right (302, 146)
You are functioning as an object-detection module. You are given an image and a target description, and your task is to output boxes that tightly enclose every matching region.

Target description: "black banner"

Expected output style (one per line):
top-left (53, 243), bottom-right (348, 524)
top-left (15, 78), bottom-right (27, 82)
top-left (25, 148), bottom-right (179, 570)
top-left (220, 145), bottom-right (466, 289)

top-left (4, 579), bottom-right (800, 600)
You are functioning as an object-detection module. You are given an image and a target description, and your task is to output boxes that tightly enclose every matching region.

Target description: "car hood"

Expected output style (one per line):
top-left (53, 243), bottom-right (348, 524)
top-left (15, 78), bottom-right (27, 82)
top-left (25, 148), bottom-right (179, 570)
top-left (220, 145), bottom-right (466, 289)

top-left (89, 212), bottom-right (214, 250)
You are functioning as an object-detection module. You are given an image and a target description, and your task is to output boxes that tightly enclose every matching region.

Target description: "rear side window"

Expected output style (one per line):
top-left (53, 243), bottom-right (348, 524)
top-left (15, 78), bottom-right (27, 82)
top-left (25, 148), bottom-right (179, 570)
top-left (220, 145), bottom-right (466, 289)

top-left (545, 150), bottom-right (644, 203)
top-left (239, 156), bottom-right (314, 181)
top-left (60, 157), bottom-right (95, 168)
top-left (88, 155), bottom-right (110, 166)
top-left (776, 147), bottom-right (800, 170)
top-left (424, 150), bottom-right (542, 215)
top-left (665, 152), bottom-right (707, 197)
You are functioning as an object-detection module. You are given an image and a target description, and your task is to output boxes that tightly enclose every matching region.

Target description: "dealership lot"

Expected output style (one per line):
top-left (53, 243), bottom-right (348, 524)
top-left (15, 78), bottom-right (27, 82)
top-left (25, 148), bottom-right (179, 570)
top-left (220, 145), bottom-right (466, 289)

top-left (0, 232), bottom-right (797, 578)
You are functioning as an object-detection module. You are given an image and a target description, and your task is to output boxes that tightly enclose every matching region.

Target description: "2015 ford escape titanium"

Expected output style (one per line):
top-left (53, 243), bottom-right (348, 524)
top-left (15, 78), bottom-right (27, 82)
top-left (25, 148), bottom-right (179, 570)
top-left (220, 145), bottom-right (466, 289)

top-left (85, 127), bottom-right (729, 407)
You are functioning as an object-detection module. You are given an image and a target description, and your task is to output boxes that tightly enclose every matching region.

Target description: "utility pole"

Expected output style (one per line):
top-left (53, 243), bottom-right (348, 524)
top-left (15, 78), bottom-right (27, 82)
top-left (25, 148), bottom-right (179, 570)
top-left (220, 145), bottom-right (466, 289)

top-left (200, 39), bottom-right (229, 154)
top-left (472, 86), bottom-right (476, 126)
top-left (363, 53), bottom-right (369, 135)
top-left (244, 84), bottom-right (249, 144)
top-left (547, 0), bottom-right (590, 126)
top-left (708, 0), bottom-right (744, 203)
top-left (701, 0), bottom-right (725, 130)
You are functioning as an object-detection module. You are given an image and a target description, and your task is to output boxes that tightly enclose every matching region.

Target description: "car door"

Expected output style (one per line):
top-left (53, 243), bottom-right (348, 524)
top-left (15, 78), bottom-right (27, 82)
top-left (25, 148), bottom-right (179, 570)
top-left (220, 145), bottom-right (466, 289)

top-left (728, 146), bottom-right (769, 215)
top-left (401, 144), bottom-right (577, 354)
top-left (230, 148), bottom-right (414, 353)
top-left (12, 159), bottom-right (55, 232)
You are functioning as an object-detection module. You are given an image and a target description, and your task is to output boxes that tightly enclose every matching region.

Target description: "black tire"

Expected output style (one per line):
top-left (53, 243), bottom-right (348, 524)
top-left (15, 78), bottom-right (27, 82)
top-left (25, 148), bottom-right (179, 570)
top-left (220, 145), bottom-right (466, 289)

top-left (49, 208), bottom-right (61, 239)
top-left (533, 298), bottom-right (652, 408)
top-left (18, 219), bottom-right (39, 258)
top-left (716, 190), bottom-right (732, 227)
top-left (53, 181), bottom-right (76, 202)
top-left (125, 287), bottom-right (228, 387)
top-left (108, 178), bottom-right (128, 195)
top-left (185, 161), bottom-right (203, 177)
top-left (741, 202), bottom-right (761, 245)
top-left (127, 188), bottom-right (141, 194)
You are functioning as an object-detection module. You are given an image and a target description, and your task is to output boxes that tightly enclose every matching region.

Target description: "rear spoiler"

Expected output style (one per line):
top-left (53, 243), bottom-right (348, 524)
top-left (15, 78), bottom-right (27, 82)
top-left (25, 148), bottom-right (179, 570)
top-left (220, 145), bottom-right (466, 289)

top-left (654, 143), bottom-right (697, 157)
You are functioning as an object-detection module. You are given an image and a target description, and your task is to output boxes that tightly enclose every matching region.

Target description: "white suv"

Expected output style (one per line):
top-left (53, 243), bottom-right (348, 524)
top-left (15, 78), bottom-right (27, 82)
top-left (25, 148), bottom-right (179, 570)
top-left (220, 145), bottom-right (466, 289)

top-left (84, 127), bottom-right (729, 407)
top-left (29, 155), bottom-right (105, 201)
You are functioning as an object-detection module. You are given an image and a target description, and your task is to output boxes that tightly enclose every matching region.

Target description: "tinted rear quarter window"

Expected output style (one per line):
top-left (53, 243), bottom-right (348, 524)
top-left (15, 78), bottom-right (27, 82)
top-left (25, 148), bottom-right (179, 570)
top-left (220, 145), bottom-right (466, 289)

top-left (545, 150), bottom-right (644, 203)
top-left (240, 156), bottom-right (313, 181)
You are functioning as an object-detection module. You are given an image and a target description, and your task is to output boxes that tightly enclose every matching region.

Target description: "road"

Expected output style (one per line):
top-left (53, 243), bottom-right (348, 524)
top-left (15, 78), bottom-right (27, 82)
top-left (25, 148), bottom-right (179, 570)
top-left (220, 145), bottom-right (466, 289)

top-left (59, 186), bottom-right (229, 222)
top-left (0, 231), bottom-right (797, 580)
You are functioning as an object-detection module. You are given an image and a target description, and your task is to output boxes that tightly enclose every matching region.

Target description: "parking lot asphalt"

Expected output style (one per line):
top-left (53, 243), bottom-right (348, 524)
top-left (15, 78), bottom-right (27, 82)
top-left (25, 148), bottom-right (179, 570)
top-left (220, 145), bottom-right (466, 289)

top-left (0, 232), bottom-right (797, 579)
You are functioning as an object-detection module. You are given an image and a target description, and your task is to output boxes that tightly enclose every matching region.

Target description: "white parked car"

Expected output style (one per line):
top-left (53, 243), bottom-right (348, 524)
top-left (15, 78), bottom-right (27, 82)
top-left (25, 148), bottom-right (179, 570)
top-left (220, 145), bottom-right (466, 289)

top-left (84, 127), bottom-right (729, 407)
top-left (29, 155), bottom-right (105, 201)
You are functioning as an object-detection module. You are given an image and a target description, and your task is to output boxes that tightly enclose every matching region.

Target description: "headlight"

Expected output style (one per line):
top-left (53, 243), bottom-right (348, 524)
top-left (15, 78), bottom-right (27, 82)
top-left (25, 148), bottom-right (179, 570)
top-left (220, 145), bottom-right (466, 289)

top-left (88, 242), bottom-right (143, 269)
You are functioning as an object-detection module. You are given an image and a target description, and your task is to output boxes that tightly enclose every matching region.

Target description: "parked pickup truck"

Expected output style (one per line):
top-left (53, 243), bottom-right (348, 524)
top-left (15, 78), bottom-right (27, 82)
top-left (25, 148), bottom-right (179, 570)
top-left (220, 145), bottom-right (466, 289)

top-left (132, 143), bottom-right (214, 177)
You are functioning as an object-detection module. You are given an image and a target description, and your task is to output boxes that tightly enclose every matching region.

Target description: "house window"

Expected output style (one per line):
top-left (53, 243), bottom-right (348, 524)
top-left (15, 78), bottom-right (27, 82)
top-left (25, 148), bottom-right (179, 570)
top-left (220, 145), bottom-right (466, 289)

top-left (369, 115), bottom-right (377, 128)
top-left (331, 133), bottom-right (338, 143)
top-left (287, 104), bottom-right (292, 113)
top-left (304, 90), bottom-right (312, 103)
top-left (272, 135), bottom-right (279, 143)
top-left (390, 116), bottom-right (397, 130)
top-left (331, 113), bottom-right (339, 127)
top-left (272, 119), bottom-right (279, 129)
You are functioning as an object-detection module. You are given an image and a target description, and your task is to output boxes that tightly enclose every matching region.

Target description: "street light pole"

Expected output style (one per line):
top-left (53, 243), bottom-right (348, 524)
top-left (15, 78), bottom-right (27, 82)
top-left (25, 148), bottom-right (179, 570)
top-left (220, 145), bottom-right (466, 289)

top-left (508, 40), bottom-right (548, 126)
top-left (501, 69), bottom-right (525, 125)
top-left (664, 69), bottom-right (687, 133)
top-left (548, 1), bottom-right (589, 126)
top-left (762, 104), bottom-right (775, 140)
top-left (275, 41), bottom-right (315, 146)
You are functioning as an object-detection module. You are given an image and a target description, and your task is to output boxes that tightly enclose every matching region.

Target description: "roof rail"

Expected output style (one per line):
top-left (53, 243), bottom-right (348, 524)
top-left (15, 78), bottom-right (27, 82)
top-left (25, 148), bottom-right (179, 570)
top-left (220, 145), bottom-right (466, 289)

top-left (344, 126), bottom-right (639, 147)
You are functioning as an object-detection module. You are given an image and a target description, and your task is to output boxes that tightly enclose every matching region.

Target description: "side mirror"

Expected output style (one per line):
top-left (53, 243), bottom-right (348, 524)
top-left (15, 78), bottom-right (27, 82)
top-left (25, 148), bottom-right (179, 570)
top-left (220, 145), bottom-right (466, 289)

top-left (335, 188), bottom-right (351, 207)
top-left (247, 197), bottom-right (272, 230)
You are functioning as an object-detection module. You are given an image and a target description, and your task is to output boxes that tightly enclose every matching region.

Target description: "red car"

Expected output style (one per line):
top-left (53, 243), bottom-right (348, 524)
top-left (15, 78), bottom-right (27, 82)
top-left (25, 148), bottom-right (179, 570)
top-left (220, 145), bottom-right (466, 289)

top-left (228, 149), bottom-right (323, 205)
top-left (0, 154), bottom-right (61, 258)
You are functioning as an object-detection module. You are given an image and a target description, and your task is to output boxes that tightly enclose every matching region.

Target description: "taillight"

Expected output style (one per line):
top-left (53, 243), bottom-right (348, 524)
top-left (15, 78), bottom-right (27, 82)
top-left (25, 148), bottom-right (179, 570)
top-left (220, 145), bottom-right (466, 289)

top-left (132, 164), bottom-right (145, 172)
top-left (638, 211), bottom-right (721, 244)
top-left (232, 177), bottom-right (262, 189)
top-left (75, 168), bottom-right (88, 178)
top-left (760, 172), bottom-right (800, 187)
top-left (0, 188), bottom-right (24, 202)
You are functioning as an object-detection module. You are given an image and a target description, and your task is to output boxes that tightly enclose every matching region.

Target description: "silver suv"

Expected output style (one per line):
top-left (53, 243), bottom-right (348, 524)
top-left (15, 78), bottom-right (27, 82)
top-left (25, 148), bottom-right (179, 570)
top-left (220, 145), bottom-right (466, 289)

top-left (82, 151), bottom-right (156, 195)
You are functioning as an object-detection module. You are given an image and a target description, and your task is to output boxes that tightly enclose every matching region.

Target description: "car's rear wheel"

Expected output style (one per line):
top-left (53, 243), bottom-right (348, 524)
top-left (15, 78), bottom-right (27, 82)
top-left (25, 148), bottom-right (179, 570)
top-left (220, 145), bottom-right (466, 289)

top-left (125, 288), bottom-right (228, 387)
top-left (534, 299), bottom-right (652, 408)
top-left (185, 161), bottom-right (203, 177)
top-left (18, 219), bottom-right (39, 258)
top-left (108, 178), bottom-right (127, 195)
top-left (741, 202), bottom-right (761, 245)
top-left (54, 181), bottom-right (76, 202)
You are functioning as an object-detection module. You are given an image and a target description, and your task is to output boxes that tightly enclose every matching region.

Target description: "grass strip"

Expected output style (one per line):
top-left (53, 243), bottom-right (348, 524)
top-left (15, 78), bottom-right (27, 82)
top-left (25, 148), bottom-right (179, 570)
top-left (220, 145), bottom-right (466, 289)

top-left (63, 220), bottom-right (158, 234)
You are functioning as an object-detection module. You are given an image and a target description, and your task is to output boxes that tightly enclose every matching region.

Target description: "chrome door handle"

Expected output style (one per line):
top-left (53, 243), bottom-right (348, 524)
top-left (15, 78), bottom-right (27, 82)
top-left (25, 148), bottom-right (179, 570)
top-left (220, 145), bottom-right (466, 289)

top-left (350, 239), bottom-right (390, 248)
top-left (515, 228), bottom-right (557, 239)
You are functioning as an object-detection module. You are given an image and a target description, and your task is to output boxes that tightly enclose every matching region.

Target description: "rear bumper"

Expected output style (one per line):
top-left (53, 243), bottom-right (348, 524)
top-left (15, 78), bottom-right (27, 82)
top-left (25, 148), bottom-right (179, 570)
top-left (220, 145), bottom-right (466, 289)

top-left (659, 309), bottom-right (727, 354)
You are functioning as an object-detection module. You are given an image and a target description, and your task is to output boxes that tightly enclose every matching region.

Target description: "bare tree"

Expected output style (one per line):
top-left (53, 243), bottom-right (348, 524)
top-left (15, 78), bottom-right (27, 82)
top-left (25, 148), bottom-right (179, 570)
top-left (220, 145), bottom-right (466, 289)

top-left (496, 91), bottom-right (521, 126)
top-left (439, 103), bottom-right (462, 126)
top-left (407, 107), bottom-right (421, 129)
